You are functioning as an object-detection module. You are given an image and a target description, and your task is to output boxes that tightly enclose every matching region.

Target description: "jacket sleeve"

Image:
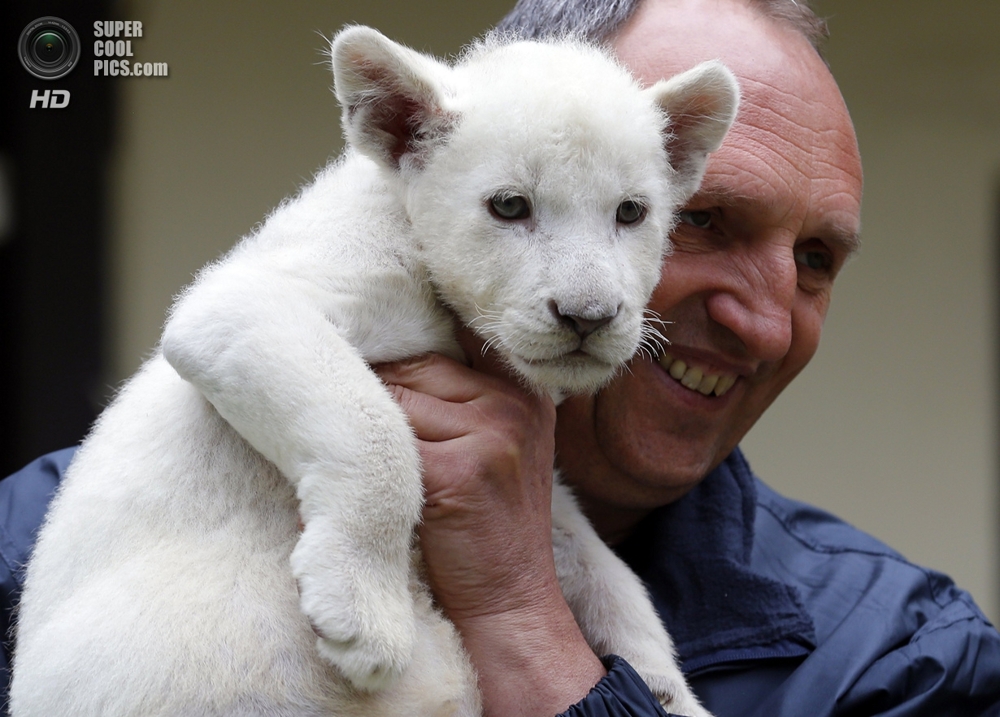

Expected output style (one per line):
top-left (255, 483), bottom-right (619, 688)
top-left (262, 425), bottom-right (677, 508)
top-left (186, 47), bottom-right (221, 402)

top-left (558, 655), bottom-right (677, 717)
top-left (0, 448), bottom-right (76, 704)
top-left (839, 594), bottom-right (1000, 716)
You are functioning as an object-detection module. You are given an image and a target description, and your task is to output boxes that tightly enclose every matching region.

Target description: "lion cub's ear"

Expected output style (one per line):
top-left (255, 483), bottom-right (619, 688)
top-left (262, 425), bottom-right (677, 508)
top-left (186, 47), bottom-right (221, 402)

top-left (331, 26), bottom-right (455, 170)
top-left (646, 61), bottom-right (740, 204)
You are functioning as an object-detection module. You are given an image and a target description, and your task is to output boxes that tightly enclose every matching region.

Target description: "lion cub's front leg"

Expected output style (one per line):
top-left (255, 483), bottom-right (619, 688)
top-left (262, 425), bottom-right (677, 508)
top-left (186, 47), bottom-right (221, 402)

top-left (288, 382), bottom-right (424, 690)
top-left (551, 481), bottom-right (713, 717)
top-left (163, 275), bottom-right (424, 691)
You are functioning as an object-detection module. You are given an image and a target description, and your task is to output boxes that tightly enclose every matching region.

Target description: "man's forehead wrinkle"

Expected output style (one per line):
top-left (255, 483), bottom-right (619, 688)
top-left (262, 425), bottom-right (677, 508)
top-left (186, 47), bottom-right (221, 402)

top-left (737, 72), bottom-right (852, 138)
top-left (731, 103), bottom-right (825, 179)
top-left (699, 144), bottom-right (802, 217)
top-left (811, 161), bottom-right (861, 198)
top-left (730, 118), bottom-right (808, 194)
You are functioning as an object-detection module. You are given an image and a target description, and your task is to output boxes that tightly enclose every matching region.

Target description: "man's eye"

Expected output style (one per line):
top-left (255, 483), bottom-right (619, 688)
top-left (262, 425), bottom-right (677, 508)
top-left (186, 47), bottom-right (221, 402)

top-left (678, 210), bottom-right (713, 229)
top-left (794, 249), bottom-right (833, 272)
top-left (489, 194), bottom-right (531, 221)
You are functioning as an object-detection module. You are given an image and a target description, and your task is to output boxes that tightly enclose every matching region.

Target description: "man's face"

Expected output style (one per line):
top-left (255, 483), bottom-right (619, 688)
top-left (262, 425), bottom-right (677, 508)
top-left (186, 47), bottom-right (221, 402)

top-left (556, 0), bottom-right (864, 520)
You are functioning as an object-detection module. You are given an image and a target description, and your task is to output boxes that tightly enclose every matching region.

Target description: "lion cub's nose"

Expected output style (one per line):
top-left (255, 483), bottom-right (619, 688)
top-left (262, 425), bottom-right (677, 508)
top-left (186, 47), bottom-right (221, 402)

top-left (549, 300), bottom-right (620, 339)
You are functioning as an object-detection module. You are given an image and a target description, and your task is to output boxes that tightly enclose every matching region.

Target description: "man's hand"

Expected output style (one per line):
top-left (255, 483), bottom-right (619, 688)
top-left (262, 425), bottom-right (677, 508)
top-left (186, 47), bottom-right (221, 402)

top-left (375, 328), bottom-right (605, 716)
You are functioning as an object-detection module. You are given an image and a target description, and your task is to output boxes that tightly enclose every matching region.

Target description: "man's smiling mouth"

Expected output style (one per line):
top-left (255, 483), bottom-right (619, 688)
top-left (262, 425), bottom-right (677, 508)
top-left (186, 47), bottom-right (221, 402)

top-left (657, 351), bottom-right (737, 397)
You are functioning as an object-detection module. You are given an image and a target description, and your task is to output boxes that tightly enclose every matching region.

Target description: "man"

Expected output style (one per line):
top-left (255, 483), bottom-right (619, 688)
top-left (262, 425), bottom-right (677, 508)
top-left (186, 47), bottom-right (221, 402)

top-left (2, 0), bottom-right (998, 715)
top-left (372, 0), bottom-right (1000, 715)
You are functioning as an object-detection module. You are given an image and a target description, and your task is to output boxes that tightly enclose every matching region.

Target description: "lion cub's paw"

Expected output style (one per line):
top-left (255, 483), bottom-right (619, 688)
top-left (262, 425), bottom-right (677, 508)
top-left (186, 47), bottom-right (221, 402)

top-left (658, 693), bottom-right (714, 717)
top-left (297, 573), bottom-right (417, 691)
top-left (312, 623), bottom-right (414, 691)
top-left (640, 670), bottom-right (714, 717)
top-left (292, 536), bottom-right (416, 691)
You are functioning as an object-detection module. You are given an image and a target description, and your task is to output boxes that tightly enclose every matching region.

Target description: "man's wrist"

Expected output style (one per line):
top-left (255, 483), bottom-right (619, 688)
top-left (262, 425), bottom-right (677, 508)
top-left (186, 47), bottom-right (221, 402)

top-left (452, 592), bottom-right (607, 717)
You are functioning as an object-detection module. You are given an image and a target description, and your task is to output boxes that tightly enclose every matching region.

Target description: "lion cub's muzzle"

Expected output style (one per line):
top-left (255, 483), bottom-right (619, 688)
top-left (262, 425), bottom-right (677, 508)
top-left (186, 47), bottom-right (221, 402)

top-left (548, 298), bottom-right (620, 340)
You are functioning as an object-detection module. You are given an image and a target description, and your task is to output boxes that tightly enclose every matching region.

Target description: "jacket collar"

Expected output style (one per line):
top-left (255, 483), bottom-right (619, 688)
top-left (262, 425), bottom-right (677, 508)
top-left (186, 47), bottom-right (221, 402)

top-left (614, 448), bottom-right (816, 672)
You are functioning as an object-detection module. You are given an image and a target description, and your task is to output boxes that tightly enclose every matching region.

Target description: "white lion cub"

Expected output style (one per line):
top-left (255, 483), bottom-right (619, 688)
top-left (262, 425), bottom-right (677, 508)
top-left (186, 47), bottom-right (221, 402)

top-left (12, 26), bottom-right (737, 717)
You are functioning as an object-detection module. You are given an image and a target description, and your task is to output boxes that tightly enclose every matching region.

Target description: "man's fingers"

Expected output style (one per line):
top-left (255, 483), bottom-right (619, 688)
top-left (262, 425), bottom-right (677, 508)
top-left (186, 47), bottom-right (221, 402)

top-left (374, 352), bottom-right (485, 405)
top-left (382, 381), bottom-right (470, 442)
top-left (375, 351), bottom-right (517, 441)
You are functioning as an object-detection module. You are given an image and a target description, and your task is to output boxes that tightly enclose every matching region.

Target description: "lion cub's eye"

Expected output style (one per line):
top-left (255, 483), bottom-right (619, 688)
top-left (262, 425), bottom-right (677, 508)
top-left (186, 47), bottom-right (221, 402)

top-left (488, 195), bottom-right (531, 221)
top-left (616, 200), bottom-right (646, 225)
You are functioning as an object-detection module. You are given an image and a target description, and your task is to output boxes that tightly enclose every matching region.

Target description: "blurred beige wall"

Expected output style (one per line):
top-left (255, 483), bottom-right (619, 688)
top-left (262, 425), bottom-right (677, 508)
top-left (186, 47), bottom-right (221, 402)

top-left (107, 0), bottom-right (999, 621)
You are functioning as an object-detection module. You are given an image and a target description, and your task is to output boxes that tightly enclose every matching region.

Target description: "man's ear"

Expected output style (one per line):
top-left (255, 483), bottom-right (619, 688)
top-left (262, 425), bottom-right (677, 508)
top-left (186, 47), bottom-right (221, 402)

top-left (646, 60), bottom-right (740, 203)
top-left (331, 26), bottom-right (455, 170)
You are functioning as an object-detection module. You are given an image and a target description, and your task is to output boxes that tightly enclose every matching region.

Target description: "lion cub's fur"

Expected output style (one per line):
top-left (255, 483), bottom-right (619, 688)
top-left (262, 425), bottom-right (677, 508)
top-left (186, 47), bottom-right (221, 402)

top-left (11, 27), bottom-right (737, 717)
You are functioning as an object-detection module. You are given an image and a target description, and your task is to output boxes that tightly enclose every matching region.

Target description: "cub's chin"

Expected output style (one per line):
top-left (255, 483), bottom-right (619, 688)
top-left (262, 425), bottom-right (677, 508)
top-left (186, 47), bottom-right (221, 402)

top-left (507, 350), bottom-right (623, 396)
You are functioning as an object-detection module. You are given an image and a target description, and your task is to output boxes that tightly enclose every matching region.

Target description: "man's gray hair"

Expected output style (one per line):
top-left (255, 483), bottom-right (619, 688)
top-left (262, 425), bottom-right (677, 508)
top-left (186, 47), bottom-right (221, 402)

top-left (495, 0), bottom-right (829, 54)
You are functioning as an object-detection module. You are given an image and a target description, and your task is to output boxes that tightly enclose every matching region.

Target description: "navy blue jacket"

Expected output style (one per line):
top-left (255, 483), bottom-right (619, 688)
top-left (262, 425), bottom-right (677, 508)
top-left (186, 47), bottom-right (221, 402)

top-left (2, 447), bottom-right (999, 716)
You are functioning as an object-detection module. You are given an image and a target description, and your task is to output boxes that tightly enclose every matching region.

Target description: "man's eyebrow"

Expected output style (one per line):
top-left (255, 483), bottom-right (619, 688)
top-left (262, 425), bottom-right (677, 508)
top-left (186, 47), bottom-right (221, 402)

top-left (686, 183), bottom-right (862, 257)
top-left (687, 172), bottom-right (783, 205)
top-left (829, 226), bottom-right (862, 257)
top-left (686, 183), bottom-right (752, 208)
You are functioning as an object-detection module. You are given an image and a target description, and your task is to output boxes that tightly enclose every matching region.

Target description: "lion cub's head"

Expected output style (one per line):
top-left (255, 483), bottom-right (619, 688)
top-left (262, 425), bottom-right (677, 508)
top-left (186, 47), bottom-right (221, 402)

top-left (332, 26), bottom-right (738, 394)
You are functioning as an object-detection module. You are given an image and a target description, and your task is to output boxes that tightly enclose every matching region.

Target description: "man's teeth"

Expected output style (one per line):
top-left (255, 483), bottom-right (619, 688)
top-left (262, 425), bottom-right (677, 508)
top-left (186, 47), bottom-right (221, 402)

top-left (658, 352), bottom-right (737, 397)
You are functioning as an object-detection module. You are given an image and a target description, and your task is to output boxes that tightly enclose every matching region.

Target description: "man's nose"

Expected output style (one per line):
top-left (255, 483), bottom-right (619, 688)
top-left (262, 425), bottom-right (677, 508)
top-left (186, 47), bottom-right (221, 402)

top-left (705, 245), bottom-right (796, 363)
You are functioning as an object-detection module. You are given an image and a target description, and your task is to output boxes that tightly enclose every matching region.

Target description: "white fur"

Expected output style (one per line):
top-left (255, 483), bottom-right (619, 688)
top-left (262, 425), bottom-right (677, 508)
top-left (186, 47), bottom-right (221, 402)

top-left (11, 27), bottom-right (737, 717)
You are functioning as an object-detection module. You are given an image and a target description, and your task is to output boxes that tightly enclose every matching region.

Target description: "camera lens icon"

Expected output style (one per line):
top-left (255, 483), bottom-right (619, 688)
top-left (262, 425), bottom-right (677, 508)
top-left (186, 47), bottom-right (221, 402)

top-left (19, 17), bottom-right (81, 80)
